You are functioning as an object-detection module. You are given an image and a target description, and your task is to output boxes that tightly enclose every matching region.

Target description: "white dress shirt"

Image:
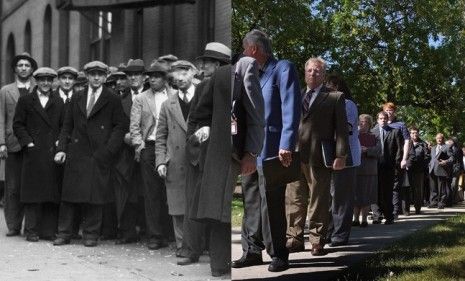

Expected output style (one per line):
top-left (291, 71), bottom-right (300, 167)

top-left (37, 90), bottom-right (49, 108)
top-left (17, 80), bottom-right (31, 90)
top-left (87, 86), bottom-right (103, 109)
top-left (179, 84), bottom-right (195, 102)
top-left (147, 88), bottom-right (168, 141)
top-left (131, 87), bottom-right (144, 102)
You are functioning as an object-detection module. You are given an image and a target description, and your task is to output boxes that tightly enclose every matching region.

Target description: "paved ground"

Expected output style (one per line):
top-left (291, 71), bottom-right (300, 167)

top-left (0, 208), bottom-right (229, 281)
top-left (231, 202), bottom-right (465, 281)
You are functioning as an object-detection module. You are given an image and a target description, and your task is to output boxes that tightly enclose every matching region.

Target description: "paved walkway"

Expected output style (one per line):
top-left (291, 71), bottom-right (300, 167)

top-left (0, 209), bottom-right (227, 281)
top-left (231, 202), bottom-right (465, 281)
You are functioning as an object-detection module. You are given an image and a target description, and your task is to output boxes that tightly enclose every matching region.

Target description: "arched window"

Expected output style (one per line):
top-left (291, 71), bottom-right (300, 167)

top-left (24, 21), bottom-right (32, 54)
top-left (43, 5), bottom-right (52, 66)
top-left (6, 33), bottom-right (16, 83)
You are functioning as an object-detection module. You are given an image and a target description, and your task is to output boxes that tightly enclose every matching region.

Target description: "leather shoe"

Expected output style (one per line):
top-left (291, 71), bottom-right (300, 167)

top-left (231, 254), bottom-right (263, 268)
top-left (330, 240), bottom-right (348, 247)
top-left (147, 240), bottom-right (167, 250)
top-left (26, 235), bottom-right (39, 242)
top-left (6, 230), bottom-right (20, 237)
top-left (372, 219), bottom-right (382, 224)
top-left (311, 243), bottom-right (326, 256)
top-left (115, 236), bottom-right (139, 245)
top-left (352, 221), bottom-right (360, 226)
top-left (268, 257), bottom-right (289, 272)
top-left (360, 221), bottom-right (368, 227)
top-left (177, 256), bottom-right (199, 265)
top-left (211, 269), bottom-right (229, 277)
top-left (286, 239), bottom-right (305, 253)
top-left (83, 239), bottom-right (97, 247)
top-left (53, 237), bottom-right (70, 246)
top-left (384, 219), bottom-right (394, 225)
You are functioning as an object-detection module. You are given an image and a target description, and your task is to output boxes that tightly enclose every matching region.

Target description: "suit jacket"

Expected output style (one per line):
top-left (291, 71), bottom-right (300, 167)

top-left (298, 86), bottom-right (349, 166)
top-left (130, 88), bottom-right (163, 148)
top-left (258, 57), bottom-right (301, 165)
top-left (13, 90), bottom-right (64, 203)
top-left (188, 60), bottom-right (264, 223)
top-left (155, 93), bottom-right (189, 215)
top-left (371, 125), bottom-right (403, 169)
top-left (57, 86), bottom-right (127, 204)
top-left (429, 144), bottom-right (453, 177)
top-left (0, 82), bottom-right (34, 152)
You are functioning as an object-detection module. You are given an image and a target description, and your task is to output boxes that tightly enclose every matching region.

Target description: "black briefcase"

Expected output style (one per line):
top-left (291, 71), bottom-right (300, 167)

top-left (262, 151), bottom-right (301, 187)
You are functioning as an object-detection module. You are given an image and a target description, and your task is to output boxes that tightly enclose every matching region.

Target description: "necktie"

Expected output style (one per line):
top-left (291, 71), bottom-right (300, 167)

top-left (63, 89), bottom-right (71, 103)
top-left (182, 90), bottom-right (189, 103)
top-left (87, 88), bottom-right (97, 117)
top-left (302, 89), bottom-right (314, 113)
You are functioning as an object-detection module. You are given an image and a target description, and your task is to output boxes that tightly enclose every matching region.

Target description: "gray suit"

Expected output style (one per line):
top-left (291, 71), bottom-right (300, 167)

top-left (429, 144), bottom-right (453, 207)
top-left (0, 82), bottom-right (33, 233)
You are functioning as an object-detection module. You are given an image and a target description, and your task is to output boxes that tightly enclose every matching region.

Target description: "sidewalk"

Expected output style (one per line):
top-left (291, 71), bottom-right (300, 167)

top-left (231, 202), bottom-right (465, 281)
top-left (0, 209), bottom-right (226, 281)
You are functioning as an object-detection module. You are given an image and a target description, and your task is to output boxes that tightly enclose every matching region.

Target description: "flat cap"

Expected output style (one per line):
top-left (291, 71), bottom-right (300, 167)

top-left (33, 67), bottom-right (57, 79)
top-left (83, 61), bottom-right (108, 73)
top-left (145, 62), bottom-right (169, 75)
top-left (171, 60), bottom-right (198, 72)
top-left (75, 72), bottom-right (88, 85)
top-left (158, 54), bottom-right (178, 62)
top-left (124, 59), bottom-right (146, 73)
top-left (57, 66), bottom-right (78, 77)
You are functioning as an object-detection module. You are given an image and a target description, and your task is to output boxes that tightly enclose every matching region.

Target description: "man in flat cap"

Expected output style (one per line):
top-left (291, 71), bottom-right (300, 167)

top-left (130, 61), bottom-right (171, 250)
top-left (177, 42), bottom-right (231, 266)
top-left (53, 61), bottom-right (127, 247)
top-left (56, 66), bottom-right (78, 105)
top-left (0, 52), bottom-right (37, 236)
top-left (73, 72), bottom-right (87, 93)
top-left (13, 67), bottom-right (64, 242)
top-left (107, 64), bottom-right (128, 96)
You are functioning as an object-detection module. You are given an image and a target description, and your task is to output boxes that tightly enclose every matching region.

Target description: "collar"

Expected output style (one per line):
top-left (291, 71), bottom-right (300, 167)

top-left (16, 80), bottom-right (31, 89)
top-left (306, 83), bottom-right (323, 95)
top-left (131, 87), bottom-right (144, 95)
top-left (37, 89), bottom-right (50, 97)
top-left (88, 86), bottom-right (103, 95)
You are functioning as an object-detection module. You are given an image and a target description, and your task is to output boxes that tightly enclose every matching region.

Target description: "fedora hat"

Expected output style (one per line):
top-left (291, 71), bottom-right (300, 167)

top-left (195, 42), bottom-right (231, 64)
top-left (11, 52), bottom-right (38, 70)
top-left (124, 59), bottom-right (146, 73)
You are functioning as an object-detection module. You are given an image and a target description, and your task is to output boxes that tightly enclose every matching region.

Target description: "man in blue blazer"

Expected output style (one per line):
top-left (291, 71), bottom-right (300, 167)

top-left (232, 30), bottom-right (301, 272)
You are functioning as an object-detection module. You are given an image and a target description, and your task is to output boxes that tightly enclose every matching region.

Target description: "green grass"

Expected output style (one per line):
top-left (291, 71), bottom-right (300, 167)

top-left (232, 197), bottom-right (243, 228)
top-left (339, 214), bottom-right (465, 281)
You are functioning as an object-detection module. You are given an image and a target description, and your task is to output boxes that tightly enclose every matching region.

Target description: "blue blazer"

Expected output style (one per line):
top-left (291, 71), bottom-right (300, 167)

top-left (257, 57), bottom-right (301, 165)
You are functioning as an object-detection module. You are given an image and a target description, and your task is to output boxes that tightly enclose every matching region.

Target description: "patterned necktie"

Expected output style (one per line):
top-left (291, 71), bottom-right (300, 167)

top-left (87, 88), bottom-right (97, 117)
top-left (302, 89), bottom-right (314, 113)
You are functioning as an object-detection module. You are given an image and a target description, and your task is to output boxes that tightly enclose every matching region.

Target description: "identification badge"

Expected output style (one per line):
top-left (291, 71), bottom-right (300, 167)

top-left (231, 118), bottom-right (238, 135)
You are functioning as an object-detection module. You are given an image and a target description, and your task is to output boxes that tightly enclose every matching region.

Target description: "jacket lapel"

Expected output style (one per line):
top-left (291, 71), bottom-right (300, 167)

top-left (259, 59), bottom-right (277, 89)
top-left (144, 91), bottom-right (158, 119)
top-left (88, 87), bottom-right (110, 118)
top-left (31, 92), bottom-right (52, 127)
top-left (78, 90), bottom-right (88, 117)
top-left (121, 91), bottom-right (132, 117)
top-left (304, 86), bottom-right (330, 118)
top-left (170, 94), bottom-right (187, 132)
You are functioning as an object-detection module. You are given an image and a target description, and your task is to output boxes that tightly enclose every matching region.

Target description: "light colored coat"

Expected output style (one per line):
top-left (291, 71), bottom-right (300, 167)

top-left (129, 89), bottom-right (157, 148)
top-left (0, 82), bottom-right (34, 152)
top-left (155, 92), bottom-right (188, 216)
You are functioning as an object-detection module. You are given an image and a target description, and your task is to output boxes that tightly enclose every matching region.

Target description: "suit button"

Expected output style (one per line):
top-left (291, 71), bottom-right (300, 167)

top-left (74, 139), bottom-right (78, 143)
top-left (101, 125), bottom-right (105, 129)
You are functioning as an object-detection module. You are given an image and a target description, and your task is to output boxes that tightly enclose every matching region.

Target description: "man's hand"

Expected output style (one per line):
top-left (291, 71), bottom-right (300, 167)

top-left (27, 142), bottom-right (34, 148)
top-left (400, 159), bottom-right (408, 169)
top-left (438, 160), bottom-right (447, 166)
top-left (240, 153), bottom-right (256, 176)
top-left (278, 149), bottom-right (292, 167)
top-left (361, 146), bottom-right (367, 153)
top-left (124, 133), bottom-right (131, 145)
top-left (194, 126), bottom-right (210, 143)
top-left (0, 145), bottom-right (8, 159)
top-left (134, 143), bottom-right (145, 162)
top-left (54, 152), bottom-right (66, 164)
top-left (333, 157), bottom-right (346, 170)
top-left (157, 164), bottom-right (167, 178)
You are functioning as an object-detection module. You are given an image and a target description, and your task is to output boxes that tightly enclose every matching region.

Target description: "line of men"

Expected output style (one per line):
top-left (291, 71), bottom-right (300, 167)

top-left (0, 41), bottom-right (233, 277)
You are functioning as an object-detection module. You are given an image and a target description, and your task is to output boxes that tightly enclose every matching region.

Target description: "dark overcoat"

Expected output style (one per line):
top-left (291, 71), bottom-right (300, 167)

top-left (57, 86), bottom-right (127, 204)
top-left (13, 90), bottom-right (64, 203)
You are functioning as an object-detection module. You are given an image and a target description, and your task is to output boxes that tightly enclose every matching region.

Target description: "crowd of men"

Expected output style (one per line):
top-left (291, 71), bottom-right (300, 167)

top-left (1, 27), bottom-right (464, 278)
top-left (0, 41), bottom-right (233, 277)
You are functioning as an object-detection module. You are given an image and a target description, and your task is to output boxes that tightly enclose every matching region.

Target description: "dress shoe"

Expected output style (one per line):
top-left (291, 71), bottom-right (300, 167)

top-left (286, 239), bottom-right (305, 253)
top-left (352, 220), bottom-right (360, 226)
top-left (330, 240), bottom-right (348, 247)
top-left (311, 243), bottom-right (326, 256)
top-left (83, 239), bottom-right (98, 247)
top-left (415, 208), bottom-right (421, 214)
top-left (26, 235), bottom-right (39, 242)
top-left (53, 237), bottom-right (70, 246)
top-left (384, 219), bottom-right (394, 225)
top-left (427, 204), bottom-right (437, 208)
top-left (268, 257), bottom-right (289, 272)
top-left (211, 269), bottom-right (229, 277)
top-left (231, 254), bottom-right (263, 268)
top-left (147, 240), bottom-right (167, 250)
top-left (6, 230), bottom-right (20, 237)
top-left (115, 236), bottom-right (140, 245)
top-left (360, 221), bottom-right (368, 227)
top-left (177, 256), bottom-right (199, 265)
top-left (372, 219), bottom-right (382, 224)
top-left (72, 233), bottom-right (82, 240)
top-left (99, 234), bottom-right (116, 241)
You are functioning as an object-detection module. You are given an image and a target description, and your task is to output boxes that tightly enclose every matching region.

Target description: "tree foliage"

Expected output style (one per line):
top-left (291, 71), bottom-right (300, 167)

top-left (232, 0), bottom-right (465, 142)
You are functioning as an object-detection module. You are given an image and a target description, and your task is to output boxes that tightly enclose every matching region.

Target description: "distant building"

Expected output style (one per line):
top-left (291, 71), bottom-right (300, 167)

top-left (0, 0), bottom-right (231, 84)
